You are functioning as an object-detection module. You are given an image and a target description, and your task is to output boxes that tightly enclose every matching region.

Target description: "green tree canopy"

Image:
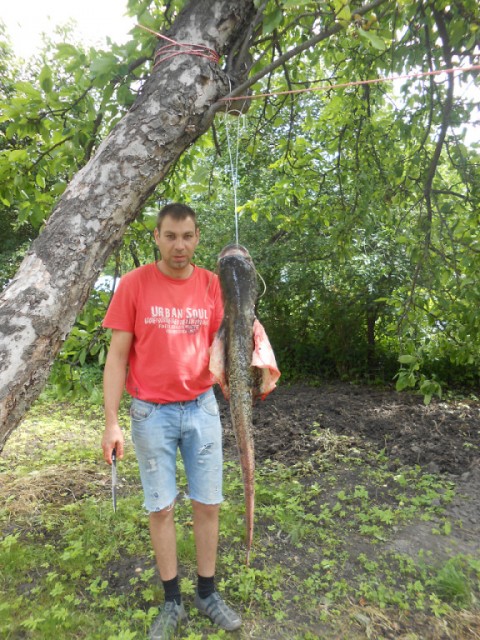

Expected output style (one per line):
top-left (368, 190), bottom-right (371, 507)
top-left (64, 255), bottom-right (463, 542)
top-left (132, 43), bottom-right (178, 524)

top-left (1, 0), bottom-right (479, 403)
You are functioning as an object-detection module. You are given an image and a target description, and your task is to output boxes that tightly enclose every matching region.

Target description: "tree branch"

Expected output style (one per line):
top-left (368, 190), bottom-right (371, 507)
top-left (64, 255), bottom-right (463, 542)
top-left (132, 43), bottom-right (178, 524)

top-left (204, 0), bottom-right (390, 121)
top-left (422, 7), bottom-right (455, 241)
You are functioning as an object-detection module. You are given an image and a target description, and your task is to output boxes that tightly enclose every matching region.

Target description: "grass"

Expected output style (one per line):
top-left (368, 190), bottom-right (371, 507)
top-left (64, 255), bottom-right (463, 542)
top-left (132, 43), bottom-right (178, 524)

top-left (0, 397), bottom-right (479, 639)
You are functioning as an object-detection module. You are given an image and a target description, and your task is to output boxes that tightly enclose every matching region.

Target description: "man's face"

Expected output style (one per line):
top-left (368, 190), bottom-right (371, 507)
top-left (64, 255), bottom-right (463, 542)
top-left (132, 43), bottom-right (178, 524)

top-left (154, 214), bottom-right (199, 277)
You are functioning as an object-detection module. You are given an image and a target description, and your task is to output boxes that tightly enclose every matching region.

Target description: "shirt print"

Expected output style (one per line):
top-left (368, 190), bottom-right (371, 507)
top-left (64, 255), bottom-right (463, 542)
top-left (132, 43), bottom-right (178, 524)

top-left (145, 305), bottom-right (210, 334)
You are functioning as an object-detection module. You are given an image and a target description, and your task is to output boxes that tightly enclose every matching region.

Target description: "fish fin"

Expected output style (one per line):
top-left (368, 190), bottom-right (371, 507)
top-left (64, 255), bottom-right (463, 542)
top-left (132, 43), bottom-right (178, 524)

top-left (251, 319), bottom-right (281, 399)
top-left (209, 326), bottom-right (230, 399)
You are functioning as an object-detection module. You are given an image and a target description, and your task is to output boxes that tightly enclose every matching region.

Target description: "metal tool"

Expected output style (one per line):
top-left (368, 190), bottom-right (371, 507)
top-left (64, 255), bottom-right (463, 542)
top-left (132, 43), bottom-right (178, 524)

top-left (111, 448), bottom-right (117, 513)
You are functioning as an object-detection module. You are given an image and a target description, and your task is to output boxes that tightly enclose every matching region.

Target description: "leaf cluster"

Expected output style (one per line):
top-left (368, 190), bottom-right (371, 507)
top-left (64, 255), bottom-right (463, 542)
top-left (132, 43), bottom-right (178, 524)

top-left (1, 0), bottom-right (480, 400)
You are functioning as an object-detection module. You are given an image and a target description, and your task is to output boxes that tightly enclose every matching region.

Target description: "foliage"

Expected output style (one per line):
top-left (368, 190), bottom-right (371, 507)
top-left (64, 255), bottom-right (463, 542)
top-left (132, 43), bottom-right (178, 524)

top-left (1, 0), bottom-right (480, 400)
top-left (0, 7), bottom-right (160, 233)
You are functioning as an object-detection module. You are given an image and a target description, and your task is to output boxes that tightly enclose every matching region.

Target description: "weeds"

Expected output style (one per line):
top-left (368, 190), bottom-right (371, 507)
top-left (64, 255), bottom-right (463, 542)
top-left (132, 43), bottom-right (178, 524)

top-left (432, 557), bottom-right (474, 607)
top-left (0, 402), bottom-right (479, 638)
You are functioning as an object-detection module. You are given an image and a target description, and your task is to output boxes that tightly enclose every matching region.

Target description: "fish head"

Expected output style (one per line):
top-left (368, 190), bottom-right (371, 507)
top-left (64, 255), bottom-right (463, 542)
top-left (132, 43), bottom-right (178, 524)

top-left (217, 244), bottom-right (258, 309)
top-left (218, 244), bottom-right (252, 261)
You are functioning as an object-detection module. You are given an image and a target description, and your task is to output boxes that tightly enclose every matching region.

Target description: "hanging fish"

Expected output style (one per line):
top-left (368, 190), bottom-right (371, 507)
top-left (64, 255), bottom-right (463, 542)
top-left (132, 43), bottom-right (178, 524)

top-left (210, 244), bottom-right (280, 564)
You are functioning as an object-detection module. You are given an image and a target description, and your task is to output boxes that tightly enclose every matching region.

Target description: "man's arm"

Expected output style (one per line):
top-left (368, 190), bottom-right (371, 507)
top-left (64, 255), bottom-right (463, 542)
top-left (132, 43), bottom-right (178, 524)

top-left (101, 329), bottom-right (133, 464)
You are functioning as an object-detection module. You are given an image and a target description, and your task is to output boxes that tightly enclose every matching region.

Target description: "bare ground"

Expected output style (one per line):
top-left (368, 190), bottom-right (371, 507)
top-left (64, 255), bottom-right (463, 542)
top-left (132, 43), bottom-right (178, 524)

top-left (218, 382), bottom-right (480, 639)
top-left (230, 381), bottom-right (480, 565)
top-left (1, 382), bottom-right (479, 639)
top-left (223, 382), bottom-right (480, 476)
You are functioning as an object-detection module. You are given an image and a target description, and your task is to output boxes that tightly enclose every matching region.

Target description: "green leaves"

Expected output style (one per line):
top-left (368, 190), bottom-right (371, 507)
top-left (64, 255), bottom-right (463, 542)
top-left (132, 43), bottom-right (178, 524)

top-left (262, 8), bottom-right (284, 35)
top-left (7, 149), bottom-right (28, 162)
top-left (398, 355), bottom-right (418, 365)
top-left (333, 0), bottom-right (351, 26)
top-left (0, 18), bottom-right (153, 238)
top-left (282, 0), bottom-right (313, 7)
top-left (1, 0), bottom-right (479, 399)
top-left (39, 66), bottom-right (53, 93)
top-left (90, 53), bottom-right (118, 79)
top-left (358, 27), bottom-right (387, 51)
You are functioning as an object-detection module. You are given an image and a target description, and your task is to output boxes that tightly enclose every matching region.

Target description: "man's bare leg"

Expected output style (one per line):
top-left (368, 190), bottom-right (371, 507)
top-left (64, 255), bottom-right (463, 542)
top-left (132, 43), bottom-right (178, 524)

top-left (149, 505), bottom-right (178, 580)
top-left (191, 500), bottom-right (219, 577)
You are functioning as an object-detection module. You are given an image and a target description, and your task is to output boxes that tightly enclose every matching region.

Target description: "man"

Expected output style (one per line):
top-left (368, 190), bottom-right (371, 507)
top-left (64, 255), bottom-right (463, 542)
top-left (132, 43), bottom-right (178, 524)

top-left (101, 203), bottom-right (241, 639)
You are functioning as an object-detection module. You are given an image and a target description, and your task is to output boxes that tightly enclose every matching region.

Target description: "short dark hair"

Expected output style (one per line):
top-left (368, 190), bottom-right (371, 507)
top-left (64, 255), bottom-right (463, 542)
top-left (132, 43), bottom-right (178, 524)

top-left (156, 203), bottom-right (198, 231)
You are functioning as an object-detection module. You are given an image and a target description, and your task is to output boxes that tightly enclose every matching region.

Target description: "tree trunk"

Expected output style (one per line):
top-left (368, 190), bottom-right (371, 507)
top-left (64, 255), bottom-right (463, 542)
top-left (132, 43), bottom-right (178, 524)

top-left (0, 0), bottom-right (255, 452)
top-left (366, 305), bottom-right (377, 379)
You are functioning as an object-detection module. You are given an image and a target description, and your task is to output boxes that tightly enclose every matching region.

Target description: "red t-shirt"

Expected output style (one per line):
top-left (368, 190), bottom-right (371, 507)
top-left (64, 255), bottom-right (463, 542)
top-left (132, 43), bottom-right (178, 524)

top-left (102, 262), bottom-right (223, 403)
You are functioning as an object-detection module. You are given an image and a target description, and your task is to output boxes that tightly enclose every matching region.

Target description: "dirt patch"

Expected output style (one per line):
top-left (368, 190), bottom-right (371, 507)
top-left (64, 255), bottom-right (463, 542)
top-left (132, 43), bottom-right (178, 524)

top-left (219, 382), bottom-right (479, 475)
top-left (219, 381), bottom-right (480, 570)
top-left (0, 466), bottom-right (107, 517)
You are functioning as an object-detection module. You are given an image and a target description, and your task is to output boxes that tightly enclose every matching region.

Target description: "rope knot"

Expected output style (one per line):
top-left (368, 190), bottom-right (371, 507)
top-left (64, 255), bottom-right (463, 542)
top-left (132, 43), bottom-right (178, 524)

top-left (137, 24), bottom-right (220, 68)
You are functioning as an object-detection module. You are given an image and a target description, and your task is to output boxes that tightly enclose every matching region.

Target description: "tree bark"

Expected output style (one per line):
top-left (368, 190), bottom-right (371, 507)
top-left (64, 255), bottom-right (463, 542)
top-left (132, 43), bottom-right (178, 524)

top-left (0, 0), bottom-right (255, 452)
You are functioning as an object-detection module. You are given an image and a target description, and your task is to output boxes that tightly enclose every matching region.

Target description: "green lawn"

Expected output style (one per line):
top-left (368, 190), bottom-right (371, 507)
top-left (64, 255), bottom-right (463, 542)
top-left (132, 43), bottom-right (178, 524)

top-left (0, 398), bottom-right (479, 639)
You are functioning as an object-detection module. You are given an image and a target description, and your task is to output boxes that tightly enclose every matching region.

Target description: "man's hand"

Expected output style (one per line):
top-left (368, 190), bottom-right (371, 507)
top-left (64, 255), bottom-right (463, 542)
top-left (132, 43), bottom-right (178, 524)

top-left (102, 425), bottom-right (124, 464)
top-left (102, 330), bottom-right (132, 465)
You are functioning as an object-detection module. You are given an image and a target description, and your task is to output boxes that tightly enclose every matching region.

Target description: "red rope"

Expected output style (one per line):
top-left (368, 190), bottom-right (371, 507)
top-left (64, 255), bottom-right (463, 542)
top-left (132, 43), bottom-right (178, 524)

top-left (137, 23), bottom-right (220, 67)
top-left (221, 64), bottom-right (480, 103)
top-left (136, 22), bottom-right (478, 105)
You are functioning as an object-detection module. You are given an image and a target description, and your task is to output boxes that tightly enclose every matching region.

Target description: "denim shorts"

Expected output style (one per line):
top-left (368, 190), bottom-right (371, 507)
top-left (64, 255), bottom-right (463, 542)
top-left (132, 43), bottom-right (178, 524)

top-left (130, 388), bottom-right (223, 512)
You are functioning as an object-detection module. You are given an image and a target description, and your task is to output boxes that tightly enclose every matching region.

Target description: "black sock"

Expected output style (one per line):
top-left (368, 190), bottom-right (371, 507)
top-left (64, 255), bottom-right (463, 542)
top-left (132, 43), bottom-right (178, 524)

top-left (162, 575), bottom-right (181, 605)
top-left (197, 574), bottom-right (215, 600)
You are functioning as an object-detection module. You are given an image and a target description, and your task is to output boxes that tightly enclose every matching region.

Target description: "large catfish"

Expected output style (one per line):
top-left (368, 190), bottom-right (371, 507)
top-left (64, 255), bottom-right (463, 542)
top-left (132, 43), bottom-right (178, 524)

top-left (209, 244), bottom-right (280, 564)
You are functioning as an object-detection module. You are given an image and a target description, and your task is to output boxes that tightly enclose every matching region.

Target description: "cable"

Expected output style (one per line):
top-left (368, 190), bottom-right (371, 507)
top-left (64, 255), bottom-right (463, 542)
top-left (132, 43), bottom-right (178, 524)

top-left (221, 64), bottom-right (480, 104)
top-left (224, 80), bottom-right (244, 245)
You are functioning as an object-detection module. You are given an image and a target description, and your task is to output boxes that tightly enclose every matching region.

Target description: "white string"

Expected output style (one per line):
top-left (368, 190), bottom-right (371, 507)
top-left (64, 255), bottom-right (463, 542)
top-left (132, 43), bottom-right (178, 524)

top-left (224, 79), bottom-right (243, 245)
top-left (223, 97), bottom-right (268, 299)
top-left (256, 268), bottom-right (267, 299)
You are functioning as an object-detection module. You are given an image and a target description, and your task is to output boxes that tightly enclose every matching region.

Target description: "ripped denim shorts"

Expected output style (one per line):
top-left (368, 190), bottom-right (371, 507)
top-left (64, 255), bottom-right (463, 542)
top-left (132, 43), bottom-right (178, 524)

top-left (130, 388), bottom-right (223, 512)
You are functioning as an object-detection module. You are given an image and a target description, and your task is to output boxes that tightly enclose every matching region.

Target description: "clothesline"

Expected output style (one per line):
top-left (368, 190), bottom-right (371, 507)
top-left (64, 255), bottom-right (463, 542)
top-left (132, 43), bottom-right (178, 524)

top-left (220, 64), bottom-right (480, 104)
top-left (136, 24), bottom-right (479, 103)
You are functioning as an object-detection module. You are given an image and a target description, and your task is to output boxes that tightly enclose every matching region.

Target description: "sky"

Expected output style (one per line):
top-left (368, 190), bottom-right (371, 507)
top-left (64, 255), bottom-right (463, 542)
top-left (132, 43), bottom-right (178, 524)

top-left (1, 0), bottom-right (134, 58)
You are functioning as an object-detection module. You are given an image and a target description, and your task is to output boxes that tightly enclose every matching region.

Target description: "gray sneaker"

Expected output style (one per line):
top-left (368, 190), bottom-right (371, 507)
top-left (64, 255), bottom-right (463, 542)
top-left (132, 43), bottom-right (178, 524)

top-left (149, 600), bottom-right (187, 639)
top-left (194, 590), bottom-right (242, 631)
